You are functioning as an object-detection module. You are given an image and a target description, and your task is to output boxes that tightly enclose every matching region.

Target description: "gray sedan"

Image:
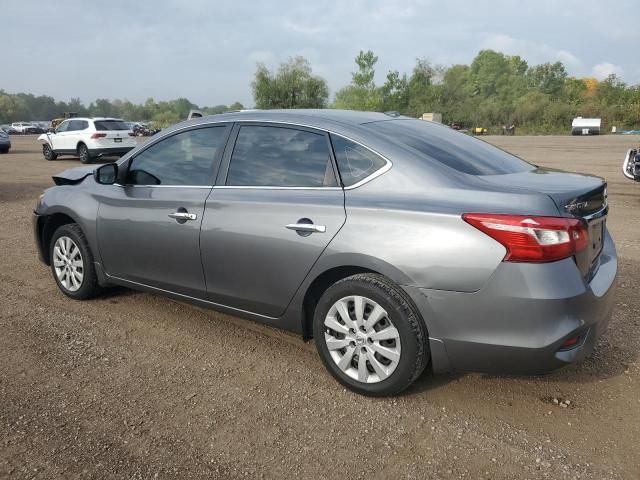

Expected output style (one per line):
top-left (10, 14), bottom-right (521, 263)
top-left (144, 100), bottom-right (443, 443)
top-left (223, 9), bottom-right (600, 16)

top-left (33, 110), bottom-right (617, 396)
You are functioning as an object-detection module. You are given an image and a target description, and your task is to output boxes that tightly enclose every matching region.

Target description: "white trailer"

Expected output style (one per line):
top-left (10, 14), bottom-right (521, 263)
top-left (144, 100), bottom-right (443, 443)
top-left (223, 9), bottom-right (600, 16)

top-left (571, 117), bottom-right (601, 135)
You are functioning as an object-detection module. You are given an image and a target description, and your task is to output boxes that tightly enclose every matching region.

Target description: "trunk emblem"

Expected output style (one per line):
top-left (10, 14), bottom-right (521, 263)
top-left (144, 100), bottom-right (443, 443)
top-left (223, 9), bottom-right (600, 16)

top-left (565, 201), bottom-right (589, 212)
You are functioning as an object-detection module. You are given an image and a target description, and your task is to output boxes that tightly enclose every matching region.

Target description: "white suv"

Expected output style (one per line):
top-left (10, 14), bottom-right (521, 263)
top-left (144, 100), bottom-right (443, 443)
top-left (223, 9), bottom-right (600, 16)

top-left (37, 118), bottom-right (137, 163)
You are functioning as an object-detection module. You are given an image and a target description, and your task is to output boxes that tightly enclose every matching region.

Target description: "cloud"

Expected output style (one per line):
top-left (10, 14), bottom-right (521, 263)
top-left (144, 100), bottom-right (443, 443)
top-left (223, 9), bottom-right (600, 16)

top-left (282, 20), bottom-right (327, 36)
top-left (480, 33), bottom-right (583, 69)
top-left (591, 62), bottom-right (624, 80)
top-left (0, 0), bottom-right (638, 105)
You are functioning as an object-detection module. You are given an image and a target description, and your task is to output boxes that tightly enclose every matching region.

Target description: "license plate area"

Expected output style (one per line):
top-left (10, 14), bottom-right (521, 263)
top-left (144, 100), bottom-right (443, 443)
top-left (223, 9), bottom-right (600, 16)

top-left (587, 217), bottom-right (604, 263)
top-left (114, 137), bottom-right (122, 143)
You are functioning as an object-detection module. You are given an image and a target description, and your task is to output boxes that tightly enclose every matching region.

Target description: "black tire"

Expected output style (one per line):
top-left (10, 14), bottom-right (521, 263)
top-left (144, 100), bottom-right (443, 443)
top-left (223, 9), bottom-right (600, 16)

top-left (43, 144), bottom-right (57, 160)
top-left (49, 223), bottom-right (102, 300)
top-left (0, 148), bottom-right (8, 154)
top-left (313, 273), bottom-right (429, 396)
top-left (78, 143), bottom-right (92, 163)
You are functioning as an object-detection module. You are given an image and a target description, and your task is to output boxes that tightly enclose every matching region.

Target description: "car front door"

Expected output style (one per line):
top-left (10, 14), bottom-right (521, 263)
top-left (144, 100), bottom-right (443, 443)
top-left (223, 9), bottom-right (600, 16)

top-left (96, 124), bottom-right (232, 297)
top-left (200, 123), bottom-right (346, 317)
top-left (50, 120), bottom-right (71, 151)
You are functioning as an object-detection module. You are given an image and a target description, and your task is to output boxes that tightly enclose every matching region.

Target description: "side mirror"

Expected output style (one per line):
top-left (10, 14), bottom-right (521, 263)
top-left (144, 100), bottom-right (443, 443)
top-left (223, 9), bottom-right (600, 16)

top-left (94, 163), bottom-right (118, 185)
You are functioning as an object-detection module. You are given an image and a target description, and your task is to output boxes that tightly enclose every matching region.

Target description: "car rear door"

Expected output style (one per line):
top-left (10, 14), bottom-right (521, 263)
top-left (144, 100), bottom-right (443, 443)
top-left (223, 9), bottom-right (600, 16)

top-left (96, 124), bottom-right (232, 297)
top-left (65, 120), bottom-right (88, 151)
top-left (200, 123), bottom-right (346, 317)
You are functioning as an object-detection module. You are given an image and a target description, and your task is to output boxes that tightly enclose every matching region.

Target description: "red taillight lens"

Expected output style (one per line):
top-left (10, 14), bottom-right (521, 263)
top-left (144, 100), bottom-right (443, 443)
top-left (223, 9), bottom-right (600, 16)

top-left (559, 336), bottom-right (579, 349)
top-left (90, 133), bottom-right (107, 139)
top-left (462, 213), bottom-right (589, 263)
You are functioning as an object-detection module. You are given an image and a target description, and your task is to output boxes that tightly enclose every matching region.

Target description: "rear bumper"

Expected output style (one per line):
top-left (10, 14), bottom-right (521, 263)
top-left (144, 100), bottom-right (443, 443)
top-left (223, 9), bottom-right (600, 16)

top-left (405, 230), bottom-right (617, 375)
top-left (89, 146), bottom-right (135, 157)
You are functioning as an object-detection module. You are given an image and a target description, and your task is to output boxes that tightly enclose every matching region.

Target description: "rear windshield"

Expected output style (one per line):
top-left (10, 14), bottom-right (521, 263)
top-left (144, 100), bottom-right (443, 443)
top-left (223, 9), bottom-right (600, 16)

top-left (94, 120), bottom-right (130, 131)
top-left (367, 120), bottom-right (533, 175)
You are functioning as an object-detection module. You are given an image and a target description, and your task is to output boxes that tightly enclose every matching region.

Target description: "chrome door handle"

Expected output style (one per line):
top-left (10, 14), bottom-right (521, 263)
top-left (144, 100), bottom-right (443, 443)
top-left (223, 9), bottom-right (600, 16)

top-left (285, 223), bottom-right (326, 233)
top-left (168, 212), bottom-right (197, 221)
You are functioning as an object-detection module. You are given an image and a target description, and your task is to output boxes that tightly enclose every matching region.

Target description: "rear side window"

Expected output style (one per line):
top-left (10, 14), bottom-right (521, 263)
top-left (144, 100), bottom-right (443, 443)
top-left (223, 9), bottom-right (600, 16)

top-left (226, 125), bottom-right (337, 187)
top-left (330, 134), bottom-right (387, 186)
top-left (127, 126), bottom-right (227, 186)
top-left (68, 120), bottom-right (88, 131)
top-left (94, 120), bottom-right (130, 131)
top-left (367, 120), bottom-right (533, 175)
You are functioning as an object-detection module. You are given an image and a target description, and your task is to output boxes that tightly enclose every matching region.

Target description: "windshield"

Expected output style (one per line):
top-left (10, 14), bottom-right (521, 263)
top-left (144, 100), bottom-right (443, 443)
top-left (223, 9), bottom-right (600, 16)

top-left (94, 120), bottom-right (130, 131)
top-left (367, 120), bottom-right (534, 175)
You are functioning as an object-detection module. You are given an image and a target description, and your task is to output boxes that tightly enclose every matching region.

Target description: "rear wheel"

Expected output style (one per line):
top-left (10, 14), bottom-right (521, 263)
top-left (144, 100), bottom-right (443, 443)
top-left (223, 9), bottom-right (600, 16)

top-left (49, 223), bottom-right (102, 300)
top-left (78, 143), bottom-right (92, 164)
top-left (43, 144), bottom-right (57, 160)
top-left (313, 273), bottom-right (429, 396)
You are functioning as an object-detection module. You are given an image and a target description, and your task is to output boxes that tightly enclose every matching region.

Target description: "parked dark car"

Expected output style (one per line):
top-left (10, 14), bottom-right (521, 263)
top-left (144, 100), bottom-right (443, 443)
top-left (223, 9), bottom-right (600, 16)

top-left (33, 110), bottom-right (617, 396)
top-left (0, 130), bottom-right (11, 153)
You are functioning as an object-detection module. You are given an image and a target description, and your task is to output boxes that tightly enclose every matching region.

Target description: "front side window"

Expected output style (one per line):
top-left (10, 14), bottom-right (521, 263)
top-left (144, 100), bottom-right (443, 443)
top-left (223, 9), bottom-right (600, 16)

top-left (56, 121), bottom-right (70, 133)
top-left (330, 134), bottom-right (387, 187)
top-left (127, 126), bottom-right (227, 186)
top-left (226, 125), bottom-right (336, 187)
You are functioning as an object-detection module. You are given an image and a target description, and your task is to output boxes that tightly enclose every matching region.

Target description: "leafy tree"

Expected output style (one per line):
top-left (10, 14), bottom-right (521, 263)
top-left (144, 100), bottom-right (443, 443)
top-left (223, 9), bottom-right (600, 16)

top-left (526, 62), bottom-right (567, 97)
top-left (381, 70), bottom-right (409, 113)
top-left (333, 50), bottom-right (383, 111)
top-left (252, 56), bottom-right (328, 109)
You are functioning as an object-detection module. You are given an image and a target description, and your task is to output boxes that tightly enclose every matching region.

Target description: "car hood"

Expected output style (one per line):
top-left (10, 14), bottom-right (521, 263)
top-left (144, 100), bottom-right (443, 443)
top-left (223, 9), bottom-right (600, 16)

top-left (52, 165), bottom-right (99, 185)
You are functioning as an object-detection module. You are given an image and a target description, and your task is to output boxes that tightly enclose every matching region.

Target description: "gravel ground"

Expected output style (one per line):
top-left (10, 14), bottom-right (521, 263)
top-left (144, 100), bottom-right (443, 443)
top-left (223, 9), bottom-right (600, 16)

top-left (1, 134), bottom-right (639, 479)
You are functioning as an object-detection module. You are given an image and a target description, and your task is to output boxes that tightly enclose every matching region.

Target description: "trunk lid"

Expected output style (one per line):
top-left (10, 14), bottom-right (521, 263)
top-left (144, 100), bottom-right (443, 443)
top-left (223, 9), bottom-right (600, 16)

top-left (480, 167), bottom-right (607, 278)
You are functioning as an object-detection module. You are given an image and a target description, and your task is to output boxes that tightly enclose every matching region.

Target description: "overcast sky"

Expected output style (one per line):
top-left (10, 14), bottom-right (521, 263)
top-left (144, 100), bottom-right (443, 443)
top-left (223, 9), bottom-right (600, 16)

top-left (2, 0), bottom-right (638, 107)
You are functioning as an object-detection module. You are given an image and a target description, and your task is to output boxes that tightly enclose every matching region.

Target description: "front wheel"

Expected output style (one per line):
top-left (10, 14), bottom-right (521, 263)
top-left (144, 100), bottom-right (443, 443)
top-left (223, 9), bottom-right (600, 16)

top-left (43, 144), bottom-right (57, 160)
top-left (50, 223), bottom-right (102, 300)
top-left (313, 273), bottom-right (429, 396)
top-left (78, 143), bottom-right (92, 164)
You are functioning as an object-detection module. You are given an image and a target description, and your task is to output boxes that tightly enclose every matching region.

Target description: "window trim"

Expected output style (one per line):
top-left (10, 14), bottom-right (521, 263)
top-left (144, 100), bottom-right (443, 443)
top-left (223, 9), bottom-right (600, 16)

top-left (114, 119), bottom-right (392, 190)
top-left (117, 124), bottom-right (233, 188)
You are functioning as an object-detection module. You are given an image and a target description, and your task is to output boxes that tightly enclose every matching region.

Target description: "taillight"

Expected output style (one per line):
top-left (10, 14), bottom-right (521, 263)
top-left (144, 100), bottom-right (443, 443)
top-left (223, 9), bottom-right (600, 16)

top-left (91, 133), bottom-right (107, 139)
top-left (462, 213), bottom-right (589, 263)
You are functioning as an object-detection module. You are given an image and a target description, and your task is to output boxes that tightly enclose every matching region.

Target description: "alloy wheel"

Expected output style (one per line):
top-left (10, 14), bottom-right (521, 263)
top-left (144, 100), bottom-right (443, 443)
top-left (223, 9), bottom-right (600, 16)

top-left (53, 236), bottom-right (84, 292)
top-left (323, 295), bottom-right (401, 383)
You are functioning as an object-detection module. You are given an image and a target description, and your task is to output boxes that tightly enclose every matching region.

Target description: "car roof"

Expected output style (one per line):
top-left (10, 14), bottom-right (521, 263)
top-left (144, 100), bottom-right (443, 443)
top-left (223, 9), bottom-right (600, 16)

top-left (61, 117), bottom-right (125, 122)
top-left (179, 109), bottom-right (409, 130)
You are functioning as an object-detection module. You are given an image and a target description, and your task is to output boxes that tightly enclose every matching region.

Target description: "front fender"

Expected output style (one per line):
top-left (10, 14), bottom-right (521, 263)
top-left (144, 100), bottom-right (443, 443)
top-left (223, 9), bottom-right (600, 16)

top-left (37, 185), bottom-right (101, 264)
top-left (38, 133), bottom-right (53, 146)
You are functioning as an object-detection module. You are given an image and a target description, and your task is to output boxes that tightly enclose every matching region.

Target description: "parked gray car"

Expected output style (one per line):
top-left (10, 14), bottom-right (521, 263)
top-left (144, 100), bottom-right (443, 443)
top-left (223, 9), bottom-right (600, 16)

top-left (33, 110), bottom-right (617, 396)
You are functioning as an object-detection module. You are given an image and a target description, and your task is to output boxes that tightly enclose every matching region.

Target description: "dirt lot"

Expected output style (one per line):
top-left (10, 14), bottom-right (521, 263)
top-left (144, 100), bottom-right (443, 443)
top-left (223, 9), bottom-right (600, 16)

top-left (1, 134), bottom-right (639, 479)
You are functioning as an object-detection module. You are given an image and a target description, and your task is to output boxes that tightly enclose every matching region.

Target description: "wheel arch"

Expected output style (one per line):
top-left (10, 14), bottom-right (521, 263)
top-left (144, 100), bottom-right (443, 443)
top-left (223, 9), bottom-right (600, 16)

top-left (39, 212), bottom-right (81, 265)
top-left (298, 253), bottom-right (415, 340)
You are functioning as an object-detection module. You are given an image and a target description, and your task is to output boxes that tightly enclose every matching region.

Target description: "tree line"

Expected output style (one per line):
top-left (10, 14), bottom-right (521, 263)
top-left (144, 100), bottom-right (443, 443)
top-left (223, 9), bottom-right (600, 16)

top-left (253, 50), bottom-right (640, 134)
top-left (2, 49), bottom-right (639, 133)
top-left (0, 92), bottom-right (243, 127)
